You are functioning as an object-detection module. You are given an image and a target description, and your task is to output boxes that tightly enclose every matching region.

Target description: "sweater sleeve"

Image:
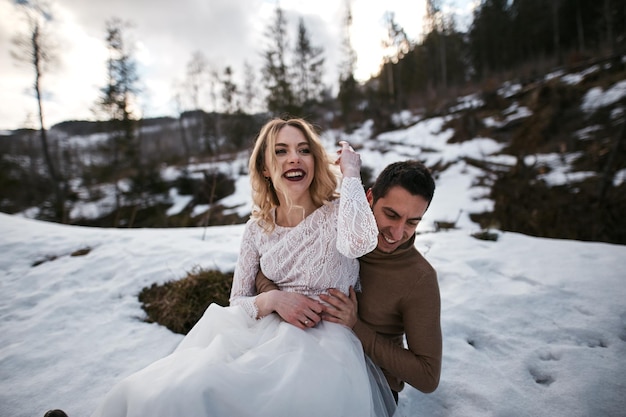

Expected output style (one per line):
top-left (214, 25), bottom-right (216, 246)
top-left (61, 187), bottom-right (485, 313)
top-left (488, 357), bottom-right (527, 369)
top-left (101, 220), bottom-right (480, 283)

top-left (336, 177), bottom-right (378, 258)
top-left (255, 269), bottom-right (279, 293)
top-left (353, 269), bottom-right (442, 393)
top-left (229, 220), bottom-right (262, 318)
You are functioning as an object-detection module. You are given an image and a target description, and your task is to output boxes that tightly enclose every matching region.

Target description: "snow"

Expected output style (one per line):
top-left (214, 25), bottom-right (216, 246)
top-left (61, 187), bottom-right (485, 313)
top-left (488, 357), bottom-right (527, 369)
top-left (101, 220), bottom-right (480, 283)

top-left (582, 80), bottom-right (626, 113)
top-left (614, 169), bottom-right (626, 187)
top-left (503, 103), bottom-right (532, 124)
top-left (2, 210), bottom-right (625, 417)
top-left (498, 81), bottom-right (523, 98)
top-left (3, 74), bottom-right (626, 416)
top-left (3, 134), bottom-right (626, 416)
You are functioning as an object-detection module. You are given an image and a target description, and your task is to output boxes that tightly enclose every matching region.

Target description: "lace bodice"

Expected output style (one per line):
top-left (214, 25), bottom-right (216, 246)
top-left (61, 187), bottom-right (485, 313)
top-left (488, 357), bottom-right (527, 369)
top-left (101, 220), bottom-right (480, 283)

top-left (230, 176), bottom-right (378, 318)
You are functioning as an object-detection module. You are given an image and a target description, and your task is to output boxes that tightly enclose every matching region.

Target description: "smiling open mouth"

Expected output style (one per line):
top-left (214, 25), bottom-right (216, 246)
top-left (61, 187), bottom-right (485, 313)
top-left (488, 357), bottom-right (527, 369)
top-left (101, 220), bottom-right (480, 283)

top-left (284, 170), bottom-right (305, 180)
top-left (383, 234), bottom-right (398, 244)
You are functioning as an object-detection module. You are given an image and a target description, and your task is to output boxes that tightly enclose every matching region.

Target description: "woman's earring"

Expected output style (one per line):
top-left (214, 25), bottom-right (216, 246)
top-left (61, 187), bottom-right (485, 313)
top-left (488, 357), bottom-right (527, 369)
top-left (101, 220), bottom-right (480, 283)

top-left (264, 177), bottom-right (272, 187)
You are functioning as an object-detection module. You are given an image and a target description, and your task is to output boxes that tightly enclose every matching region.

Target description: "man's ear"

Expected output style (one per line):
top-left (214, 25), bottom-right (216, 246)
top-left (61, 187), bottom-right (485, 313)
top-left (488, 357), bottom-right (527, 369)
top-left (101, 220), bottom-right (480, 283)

top-left (366, 188), bottom-right (374, 206)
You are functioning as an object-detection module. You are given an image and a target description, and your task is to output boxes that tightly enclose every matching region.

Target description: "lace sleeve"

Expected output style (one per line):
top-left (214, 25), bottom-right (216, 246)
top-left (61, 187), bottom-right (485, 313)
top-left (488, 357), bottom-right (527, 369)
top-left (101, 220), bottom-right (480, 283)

top-left (336, 176), bottom-right (378, 258)
top-left (229, 220), bottom-right (260, 318)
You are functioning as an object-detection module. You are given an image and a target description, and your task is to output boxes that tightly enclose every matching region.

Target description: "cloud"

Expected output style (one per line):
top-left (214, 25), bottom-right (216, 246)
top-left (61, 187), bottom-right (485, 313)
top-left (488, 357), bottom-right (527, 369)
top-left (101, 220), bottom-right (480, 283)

top-left (0, 0), bottom-right (444, 130)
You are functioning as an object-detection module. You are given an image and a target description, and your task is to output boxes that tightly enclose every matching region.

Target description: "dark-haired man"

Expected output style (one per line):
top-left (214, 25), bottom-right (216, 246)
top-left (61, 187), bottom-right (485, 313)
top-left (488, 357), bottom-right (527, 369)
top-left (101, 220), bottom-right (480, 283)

top-left (256, 160), bottom-right (442, 399)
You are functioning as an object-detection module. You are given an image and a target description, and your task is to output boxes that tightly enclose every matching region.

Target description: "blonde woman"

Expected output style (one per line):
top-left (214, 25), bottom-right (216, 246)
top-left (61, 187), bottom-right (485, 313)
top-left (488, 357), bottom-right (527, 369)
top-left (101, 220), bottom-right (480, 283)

top-left (91, 118), bottom-right (396, 417)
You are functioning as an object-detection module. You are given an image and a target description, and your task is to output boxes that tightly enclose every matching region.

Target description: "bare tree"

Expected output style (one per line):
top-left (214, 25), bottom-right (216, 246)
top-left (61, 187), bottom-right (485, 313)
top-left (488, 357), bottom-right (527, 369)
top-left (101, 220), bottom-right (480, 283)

top-left (11, 0), bottom-right (66, 221)
top-left (182, 51), bottom-right (210, 157)
top-left (242, 60), bottom-right (259, 114)
top-left (186, 50), bottom-right (209, 111)
top-left (381, 11), bottom-right (411, 105)
top-left (208, 65), bottom-right (221, 114)
top-left (172, 81), bottom-right (192, 161)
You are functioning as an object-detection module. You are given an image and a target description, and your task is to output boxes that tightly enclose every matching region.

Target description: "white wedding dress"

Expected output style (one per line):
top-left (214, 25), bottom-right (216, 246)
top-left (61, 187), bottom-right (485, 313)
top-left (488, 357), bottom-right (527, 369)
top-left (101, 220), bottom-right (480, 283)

top-left (91, 177), bottom-right (397, 417)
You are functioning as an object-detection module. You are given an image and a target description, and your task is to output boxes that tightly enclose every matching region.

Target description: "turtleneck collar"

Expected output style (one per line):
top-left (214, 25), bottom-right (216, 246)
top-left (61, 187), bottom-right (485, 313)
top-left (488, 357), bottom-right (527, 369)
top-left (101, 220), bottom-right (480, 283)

top-left (363, 233), bottom-right (417, 260)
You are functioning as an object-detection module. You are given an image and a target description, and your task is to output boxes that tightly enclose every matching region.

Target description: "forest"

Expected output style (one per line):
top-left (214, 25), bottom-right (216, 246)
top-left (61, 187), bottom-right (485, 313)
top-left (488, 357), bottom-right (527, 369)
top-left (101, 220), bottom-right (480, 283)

top-left (1, 0), bottom-right (625, 244)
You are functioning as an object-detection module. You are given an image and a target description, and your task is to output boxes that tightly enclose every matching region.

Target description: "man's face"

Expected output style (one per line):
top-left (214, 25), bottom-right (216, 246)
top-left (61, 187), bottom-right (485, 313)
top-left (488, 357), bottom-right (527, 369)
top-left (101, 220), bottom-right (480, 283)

top-left (367, 186), bottom-right (429, 253)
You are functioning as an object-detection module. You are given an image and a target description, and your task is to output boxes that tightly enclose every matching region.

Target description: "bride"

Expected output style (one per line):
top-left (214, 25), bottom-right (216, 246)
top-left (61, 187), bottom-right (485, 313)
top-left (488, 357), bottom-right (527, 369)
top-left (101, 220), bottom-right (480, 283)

top-left (91, 118), bottom-right (396, 417)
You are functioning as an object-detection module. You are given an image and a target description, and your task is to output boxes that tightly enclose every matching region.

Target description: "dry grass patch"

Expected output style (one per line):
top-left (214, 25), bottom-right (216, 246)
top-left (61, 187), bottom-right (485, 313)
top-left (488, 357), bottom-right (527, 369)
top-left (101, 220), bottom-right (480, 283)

top-left (139, 267), bottom-right (233, 335)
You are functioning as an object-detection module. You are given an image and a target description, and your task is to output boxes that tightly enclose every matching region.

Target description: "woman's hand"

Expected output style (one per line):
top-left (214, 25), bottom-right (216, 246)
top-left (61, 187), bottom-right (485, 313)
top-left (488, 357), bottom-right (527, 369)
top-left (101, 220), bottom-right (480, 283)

top-left (336, 141), bottom-right (361, 178)
top-left (256, 290), bottom-right (324, 330)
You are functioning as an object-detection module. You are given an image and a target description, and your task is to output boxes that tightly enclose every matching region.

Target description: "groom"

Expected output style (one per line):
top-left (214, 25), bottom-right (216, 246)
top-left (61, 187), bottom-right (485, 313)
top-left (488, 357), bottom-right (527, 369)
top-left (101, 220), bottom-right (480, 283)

top-left (256, 160), bottom-right (442, 399)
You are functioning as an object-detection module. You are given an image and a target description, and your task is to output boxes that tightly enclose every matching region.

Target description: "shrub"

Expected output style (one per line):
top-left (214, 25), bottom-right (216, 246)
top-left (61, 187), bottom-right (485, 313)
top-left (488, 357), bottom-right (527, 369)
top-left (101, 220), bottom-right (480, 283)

top-left (471, 230), bottom-right (499, 241)
top-left (138, 267), bottom-right (233, 335)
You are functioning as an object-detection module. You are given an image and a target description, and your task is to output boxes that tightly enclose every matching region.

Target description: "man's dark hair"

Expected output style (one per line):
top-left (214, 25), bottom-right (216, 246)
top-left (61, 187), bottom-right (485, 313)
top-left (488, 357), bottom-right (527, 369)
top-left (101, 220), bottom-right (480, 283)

top-left (370, 160), bottom-right (435, 205)
top-left (44, 410), bottom-right (69, 417)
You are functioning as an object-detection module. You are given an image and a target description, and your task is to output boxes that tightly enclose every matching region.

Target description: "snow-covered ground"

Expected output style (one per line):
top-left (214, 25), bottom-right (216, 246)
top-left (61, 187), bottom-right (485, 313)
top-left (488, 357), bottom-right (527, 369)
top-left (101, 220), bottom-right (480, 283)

top-left (3, 124), bottom-right (626, 415)
top-left (2, 208), bottom-right (626, 416)
top-left (3, 68), bottom-right (626, 416)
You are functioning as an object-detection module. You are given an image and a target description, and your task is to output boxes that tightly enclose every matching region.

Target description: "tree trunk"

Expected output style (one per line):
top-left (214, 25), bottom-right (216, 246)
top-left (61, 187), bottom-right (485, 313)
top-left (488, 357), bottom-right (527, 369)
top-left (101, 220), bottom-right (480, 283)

top-left (178, 114), bottom-right (191, 161)
top-left (576, 0), bottom-right (585, 51)
top-left (439, 32), bottom-right (447, 90)
top-left (33, 24), bottom-right (65, 221)
top-left (552, 0), bottom-right (561, 64)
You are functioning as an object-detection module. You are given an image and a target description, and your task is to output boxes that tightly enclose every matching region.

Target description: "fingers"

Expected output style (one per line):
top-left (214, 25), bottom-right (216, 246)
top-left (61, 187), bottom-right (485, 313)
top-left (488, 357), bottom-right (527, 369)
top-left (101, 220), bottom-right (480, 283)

top-left (336, 141), bottom-right (355, 158)
top-left (335, 141), bottom-right (361, 177)
top-left (339, 140), bottom-right (354, 152)
top-left (272, 292), bottom-right (323, 329)
top-left (288, 319), bottom-right (306, 330)
top-left (319, 287), bottom-right (358, 328)
top-left (320, 288), bottom-right (350, 309)
top-left (320, 312), bottom-right (341, 324)
top-left (301, 306), bottom-right (322, 328)
top-left (274, 290), bottom-right (357, 329)
top-left (319, 291), bottom-right (347, 321)
top-left (294, 299), bottom-right (323, 328)
top-left (349, 286), bottom-right (357, 304)
top-left (286, 310), bottom-right (320, 329)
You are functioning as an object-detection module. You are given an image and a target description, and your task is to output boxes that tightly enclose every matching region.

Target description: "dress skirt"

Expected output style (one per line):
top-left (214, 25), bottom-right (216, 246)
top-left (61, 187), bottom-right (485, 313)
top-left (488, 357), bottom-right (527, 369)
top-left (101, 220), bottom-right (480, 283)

top-left (91, 304), bottom-right (397, 417)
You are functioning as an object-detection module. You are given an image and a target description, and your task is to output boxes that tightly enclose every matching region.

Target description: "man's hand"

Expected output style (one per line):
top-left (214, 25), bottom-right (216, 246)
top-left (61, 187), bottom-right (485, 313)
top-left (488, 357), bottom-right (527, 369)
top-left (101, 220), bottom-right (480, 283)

top-left (256, 290), bottom-right (323, 330)
top-left (319, 286), bottom-right (358, 328)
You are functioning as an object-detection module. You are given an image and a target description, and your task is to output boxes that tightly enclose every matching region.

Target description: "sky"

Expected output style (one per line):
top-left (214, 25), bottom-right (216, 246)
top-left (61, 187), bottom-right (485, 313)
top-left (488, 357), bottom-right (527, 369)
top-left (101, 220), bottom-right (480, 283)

top-left (2, 65), bottom-right (626, 416)
top-left (0, 0), bottom-right (475, 131)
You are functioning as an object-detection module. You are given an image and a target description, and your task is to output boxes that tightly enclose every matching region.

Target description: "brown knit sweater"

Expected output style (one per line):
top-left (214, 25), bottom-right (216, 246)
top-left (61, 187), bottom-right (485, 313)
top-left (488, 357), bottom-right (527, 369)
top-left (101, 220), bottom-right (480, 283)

top-left (254, 233), bottom-right (442, 394)
top-left (354, 233), bottom-right (441, 393)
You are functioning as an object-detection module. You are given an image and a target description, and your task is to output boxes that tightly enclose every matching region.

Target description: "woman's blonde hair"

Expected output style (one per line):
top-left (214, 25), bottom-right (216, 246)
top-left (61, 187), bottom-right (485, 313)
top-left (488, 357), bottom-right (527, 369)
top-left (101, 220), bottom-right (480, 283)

top-left (249, 117), bottom-right (338, 232)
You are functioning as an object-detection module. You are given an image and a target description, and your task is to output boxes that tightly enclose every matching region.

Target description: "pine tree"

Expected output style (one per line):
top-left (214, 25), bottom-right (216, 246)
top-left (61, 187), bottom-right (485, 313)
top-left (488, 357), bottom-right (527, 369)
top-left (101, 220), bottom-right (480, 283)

top-left (425, 0), bottom-right (448, 89)
top-left (97, 18), bottom-right (141, 224)
top-left (262, 6), bottom-right (297, 116)
top-left (221, 66), bottom-right (238, 114)
top-left (293, 18), bottom-right (325, 108)
top-left (469, 0), bottom-right (513, 77)
top-left (337, 1), bottom-right (360, 127)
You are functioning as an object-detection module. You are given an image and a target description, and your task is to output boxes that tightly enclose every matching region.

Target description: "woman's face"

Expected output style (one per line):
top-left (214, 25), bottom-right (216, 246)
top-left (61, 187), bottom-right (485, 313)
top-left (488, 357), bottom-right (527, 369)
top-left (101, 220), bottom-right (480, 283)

top-left (263, 125), bottom-right (315, 200)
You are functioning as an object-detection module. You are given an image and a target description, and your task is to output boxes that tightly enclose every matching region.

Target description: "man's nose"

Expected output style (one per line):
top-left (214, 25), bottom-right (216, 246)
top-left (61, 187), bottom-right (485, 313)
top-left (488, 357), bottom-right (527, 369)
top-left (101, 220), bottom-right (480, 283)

top-left (390, 221), bottom-right (404, 240)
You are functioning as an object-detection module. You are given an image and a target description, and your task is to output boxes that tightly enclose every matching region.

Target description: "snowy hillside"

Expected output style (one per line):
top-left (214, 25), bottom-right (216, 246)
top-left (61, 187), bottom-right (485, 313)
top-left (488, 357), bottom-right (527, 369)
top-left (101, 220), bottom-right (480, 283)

top-left (2, 62), bottom-right (626, 416)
